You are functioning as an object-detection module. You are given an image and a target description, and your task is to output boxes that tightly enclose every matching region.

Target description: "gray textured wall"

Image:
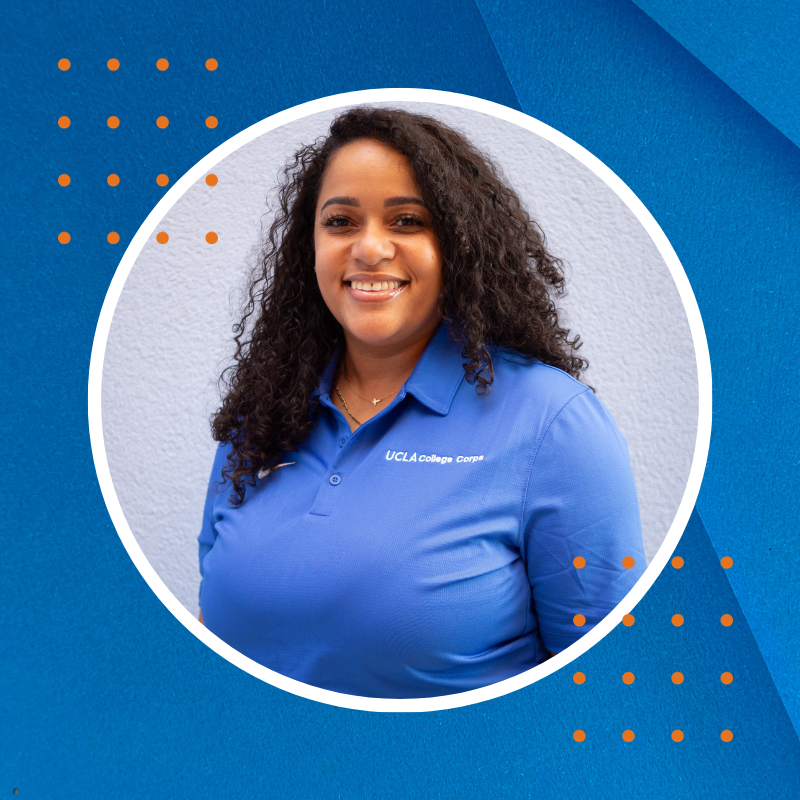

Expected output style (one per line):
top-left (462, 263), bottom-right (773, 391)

top-left (101, 102), bottom-right (699, 614)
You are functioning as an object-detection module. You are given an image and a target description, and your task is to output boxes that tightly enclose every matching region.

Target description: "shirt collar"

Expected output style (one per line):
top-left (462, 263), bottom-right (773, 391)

top-left (311, 321), bottom-right (465, 415)
top-left (312, 342), bottom-right (344, 403)
top-left (404, 321), bottom-right (465, 415)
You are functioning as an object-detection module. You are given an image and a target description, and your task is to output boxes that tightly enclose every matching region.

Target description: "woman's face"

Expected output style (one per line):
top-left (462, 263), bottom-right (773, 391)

top-left (314, 138), bottom-right (444, 354)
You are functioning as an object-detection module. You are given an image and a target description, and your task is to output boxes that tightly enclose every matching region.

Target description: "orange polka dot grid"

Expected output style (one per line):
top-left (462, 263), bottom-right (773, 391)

top-left (721, 614), bottom-right (733, 627)
top-left (156, 232), bottom-right (169, 244)
top-left (206, 58), bottom-right (218, 70)
top-left (720, 672), bottom-right (733, 685)
top-left (721, 556), bottom-right (733, 569)
top-left (622, 672), bottom-right (635, 685)
top-left (573, 614), bottom-right (586, 627)
top-left (156, 116), bottom-right (169, 129)
top-left (58, 174), bottom-right (70, 186)
top-left (573, 672), bottom-right (586, 685)
top-left (573, 556), bottom-right (585, 569)
top-left (156, 174), bottom-right (169, 187)
top-left (157, 58), bottom-right (169, 71)
top-left (107, 174), bottom-right (120, 187)
top-left (671, 730), bottom-right (684, 742)
top-left (58, 232), bottom-right (70, 244)
top-left (58, 58), bottom-right (71, 71)
top-left (573, 730), bottom-right (586, 742)
top-left (622, 613), bottom-right (635, 627)
top-left (671, 672), bottom-right (684, 684)
top-left (671, 556), bottom-right (684, 569)
top-left (622, 556), bottom-right (635, 569)
top-left (58, 116), bottom-right (71, 129)
top-left (622, 730), bottom-right (635, 742)
top-left (671, 614), bottom-right (684, 627)
top-left (206, 232), bottom-right (218, 244)
top-left (720, 730), bottom-right (733, 742)
top-left (107, 116), bottom-right (120, 129)
top-left (107, 232), bottom-right (120, 244)
top-left (205, 174), bottom-right (218, 186)
top-left (206, 116), bottom-right (218, 129)
top-left (107, 58), bottom-right (120, 71)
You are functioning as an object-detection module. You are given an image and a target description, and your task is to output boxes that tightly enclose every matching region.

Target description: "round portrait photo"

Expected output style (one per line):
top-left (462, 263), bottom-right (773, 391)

top-left (90, 90), bottom-right (710, 711)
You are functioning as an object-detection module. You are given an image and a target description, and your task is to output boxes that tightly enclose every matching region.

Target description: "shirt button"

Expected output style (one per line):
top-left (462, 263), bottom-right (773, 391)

top-left (338, 437), bottom-right (346, 447)
top-left (329, 474), bottom-right (342, 485)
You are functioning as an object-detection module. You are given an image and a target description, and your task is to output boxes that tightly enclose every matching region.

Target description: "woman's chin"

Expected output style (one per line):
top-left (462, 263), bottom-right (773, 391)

top-left (340, 319), bottom-right (433, 353)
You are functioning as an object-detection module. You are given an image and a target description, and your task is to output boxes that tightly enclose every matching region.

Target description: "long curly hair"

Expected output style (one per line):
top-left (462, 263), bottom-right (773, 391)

top-left (212, 106), bottom-right (587, 505)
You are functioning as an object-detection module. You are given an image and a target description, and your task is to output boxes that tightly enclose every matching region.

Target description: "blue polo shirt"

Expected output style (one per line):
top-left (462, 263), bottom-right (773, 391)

top-left (198, 322), bottom-right (645, 699)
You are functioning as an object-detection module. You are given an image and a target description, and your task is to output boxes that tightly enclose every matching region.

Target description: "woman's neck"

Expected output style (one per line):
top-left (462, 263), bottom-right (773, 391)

top-left (341, 332), bottom-right (431, 393)
top-left (333, 325), bottom-right (440, 430)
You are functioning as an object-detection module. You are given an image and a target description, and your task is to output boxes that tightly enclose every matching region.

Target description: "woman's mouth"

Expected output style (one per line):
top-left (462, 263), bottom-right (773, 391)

top-left (344, 279), bottom-right (408, 302)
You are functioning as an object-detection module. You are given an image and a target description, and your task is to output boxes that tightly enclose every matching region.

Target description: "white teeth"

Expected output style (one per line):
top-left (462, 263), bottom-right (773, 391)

top-left (350, 280), bottom-right (401, 291)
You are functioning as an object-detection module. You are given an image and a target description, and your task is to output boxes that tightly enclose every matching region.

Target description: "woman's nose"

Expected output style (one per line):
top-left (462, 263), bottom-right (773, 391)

top-left (351, 221), bottom-right (395, 265)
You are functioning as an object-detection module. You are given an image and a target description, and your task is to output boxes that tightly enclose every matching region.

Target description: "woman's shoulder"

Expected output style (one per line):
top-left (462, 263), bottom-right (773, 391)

top-left (492, 345), bottom-right (590, 407)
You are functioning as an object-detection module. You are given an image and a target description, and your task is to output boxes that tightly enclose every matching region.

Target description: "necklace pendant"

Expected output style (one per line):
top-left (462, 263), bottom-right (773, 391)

top-left (371, 398), bottom-right (380, 405)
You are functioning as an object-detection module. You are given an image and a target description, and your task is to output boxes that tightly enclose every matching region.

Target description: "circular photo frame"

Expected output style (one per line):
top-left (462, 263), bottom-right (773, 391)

top-left (89, 89), bottom-right (711, 711)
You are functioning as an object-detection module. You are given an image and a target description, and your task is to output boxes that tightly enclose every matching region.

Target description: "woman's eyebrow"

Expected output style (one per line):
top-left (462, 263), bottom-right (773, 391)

top-left (384, 196), bottom-right (426, 208)
top-left (320, 196), bottom-right (359, 212)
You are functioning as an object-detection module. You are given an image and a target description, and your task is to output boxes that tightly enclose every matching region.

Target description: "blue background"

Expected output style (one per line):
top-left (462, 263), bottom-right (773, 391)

top-left (2, 0), bottom-right (799, 796)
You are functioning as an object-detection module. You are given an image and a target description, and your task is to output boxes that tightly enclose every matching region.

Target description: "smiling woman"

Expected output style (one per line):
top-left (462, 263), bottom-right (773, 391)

top-left (198, 107), bottom-right (646, 699)
top-left (314, 138), bottom-right (444, 430)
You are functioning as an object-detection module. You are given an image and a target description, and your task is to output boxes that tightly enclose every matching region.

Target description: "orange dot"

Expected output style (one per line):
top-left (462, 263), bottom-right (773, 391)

top-left (58, 58), bottom-right (71, 71)
top-left (721, 556), bottom-right (733, 569)
top-left (107, 116), bottom-right (120, 129)
top-left (205, 173), bottom-right (218, 186)
top-left (573, 730), bottom-right (586, 742)
top-left (622, 730), bottom-right (635, 742)
top-left (58, 116), bottom-right (71, 129)
top-left (671, 672), bottom-right (684, 684)
top-left (156, 231), bottom-right (169, 244)
top-left (721, 614), bottom-right (733, 627)
top-left (58, 231), bottom-right (70, 244)
top-left (107, 58), bottom-right (120, 71)
top-left (671, 556), bottom-right (684, 569)
top-left (156, 174), bottom-right (169, 187)
top-left (720, 672), bottom-right (733, 684)
top-left (205, 231), bottom-right (218, 244)
top-left (157, 58), bottom-right (169, 71)
top-left (622, 672), bottom-right (635, 684)
top-left (107, 174), bottom-right (120, 187)
top-left (156, 116), bottom-right (169, 129)
top-left (573, 556), bottom-right (586, 569)
top-left (622, 613), bottom-right (635, 627)
top-left (206, 58), bottom-right (218, 71)
top-left (573, 614), bottom-right (586, 627)
top-left (720, 730), bottom-right (733, 742)
top-left (671, 730), bottom-right (684, 742)
top-left (107, 232), bottom-right (120, 244)
top-left (58, 174), bottom-right (70, 186)
top-left (672, 614), bottom-right (684, 627)
top-left (206, 116), bottom-right (218, 129)
top-left (622, 556), bottom-right (635, 569)
top-left (573, 672), bottom-right (586, 685)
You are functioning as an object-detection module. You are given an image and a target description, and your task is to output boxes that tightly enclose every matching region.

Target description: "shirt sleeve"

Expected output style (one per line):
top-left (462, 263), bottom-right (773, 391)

top-left (521, 387), bottom-right (646, 653)
top-left (197, 442), bottom-right (231, 603)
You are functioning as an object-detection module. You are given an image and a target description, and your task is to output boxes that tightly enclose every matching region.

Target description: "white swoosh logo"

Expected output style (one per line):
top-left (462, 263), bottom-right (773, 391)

top-left (258, 462), bottom-right (296, 479)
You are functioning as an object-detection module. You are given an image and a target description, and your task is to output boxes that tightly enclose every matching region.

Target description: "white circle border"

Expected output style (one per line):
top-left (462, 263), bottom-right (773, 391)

top-left (88, 88), bottom-right (712, 713)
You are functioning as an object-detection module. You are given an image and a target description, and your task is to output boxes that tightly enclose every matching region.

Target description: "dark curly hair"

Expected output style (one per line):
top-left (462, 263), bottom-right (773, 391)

top-left (212, 106), bottom-right (587, 505)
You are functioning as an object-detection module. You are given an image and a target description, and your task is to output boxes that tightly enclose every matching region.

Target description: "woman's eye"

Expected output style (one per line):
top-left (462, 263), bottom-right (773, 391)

top-left (321, 215), bottom-right (352, 228)
top-left (395, 215), bottom-right (425, 227)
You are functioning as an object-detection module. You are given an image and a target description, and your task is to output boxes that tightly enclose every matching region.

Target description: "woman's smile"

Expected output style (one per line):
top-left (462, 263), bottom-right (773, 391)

top-left (344, 274), bottom-right (409, 302)
top-left (314, 138), bottom-right (443, 352)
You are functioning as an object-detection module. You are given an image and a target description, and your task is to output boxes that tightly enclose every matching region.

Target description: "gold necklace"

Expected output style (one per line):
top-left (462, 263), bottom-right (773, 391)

top-left (343, 376), bottom-right (400, 406)
top-left (334, 384), bottom-right (362, 425)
